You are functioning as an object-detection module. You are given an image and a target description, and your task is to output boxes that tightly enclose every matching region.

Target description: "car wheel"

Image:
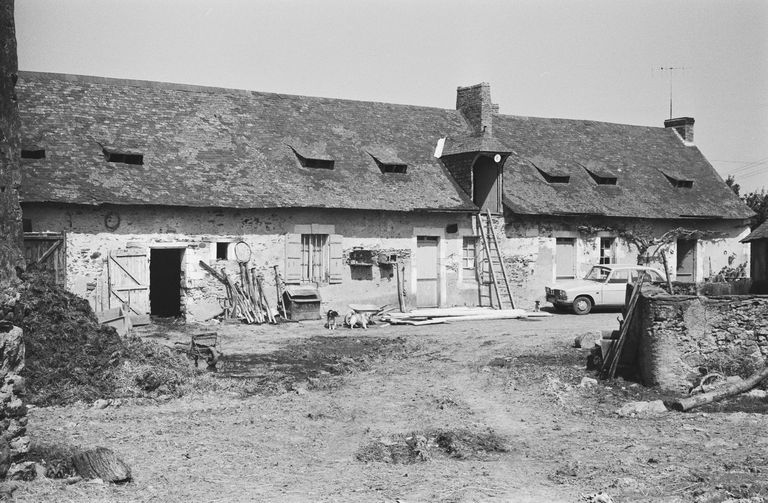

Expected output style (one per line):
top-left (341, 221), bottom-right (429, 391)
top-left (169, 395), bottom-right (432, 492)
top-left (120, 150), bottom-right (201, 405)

top-left (572, 296), bottom-right (593, 315)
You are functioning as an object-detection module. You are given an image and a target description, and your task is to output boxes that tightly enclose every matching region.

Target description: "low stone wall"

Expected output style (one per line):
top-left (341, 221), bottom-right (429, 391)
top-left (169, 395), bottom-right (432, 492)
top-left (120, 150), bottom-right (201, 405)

top-left (628, 286), bottom-right (768, 392)
top-left (0, 322), bottom-right (28, 478)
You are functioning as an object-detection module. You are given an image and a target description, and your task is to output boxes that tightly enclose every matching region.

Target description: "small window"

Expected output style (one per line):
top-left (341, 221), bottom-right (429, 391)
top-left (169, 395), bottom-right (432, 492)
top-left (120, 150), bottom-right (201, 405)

top-left (599, 237), bottom-right (616, 265)
top-left (216, 242), bottom-right (229, 260)
top-left (291, 148), bottom-right (334, 170)
top-left (534, 166), bottom-right (570, 184)
top-left (103, 147), bottom-right (143, 165)
top-left (462, 236), bottom-right (478, 270)
top-left (21, 148), bottom-right (46, 159)
top-left (662, 172), bottom-right (693, 188)
top-left (302, 234), bottom-right (330, 282)
top-left (585, 169), bottom-right (617, 185)
top-left (608, 270), bottom-right (630, 284)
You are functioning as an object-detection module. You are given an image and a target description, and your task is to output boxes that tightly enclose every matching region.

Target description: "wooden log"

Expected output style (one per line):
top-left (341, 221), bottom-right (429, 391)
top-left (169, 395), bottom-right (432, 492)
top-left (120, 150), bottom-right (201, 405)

top-left (669, 366), bottom-right (768, 412)
top-left (71, 447), bottom-right (131, 483)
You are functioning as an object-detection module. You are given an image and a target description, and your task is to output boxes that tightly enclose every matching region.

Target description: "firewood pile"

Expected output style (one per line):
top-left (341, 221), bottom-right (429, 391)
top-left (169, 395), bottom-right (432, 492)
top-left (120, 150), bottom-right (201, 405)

top-left (199, 260), bottom-right (277, 325)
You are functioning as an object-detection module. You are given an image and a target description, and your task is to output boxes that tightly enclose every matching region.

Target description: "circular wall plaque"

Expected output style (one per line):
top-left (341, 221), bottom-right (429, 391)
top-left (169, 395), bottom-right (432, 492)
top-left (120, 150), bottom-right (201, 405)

top-left (493, 154), bottom-right (502, 163)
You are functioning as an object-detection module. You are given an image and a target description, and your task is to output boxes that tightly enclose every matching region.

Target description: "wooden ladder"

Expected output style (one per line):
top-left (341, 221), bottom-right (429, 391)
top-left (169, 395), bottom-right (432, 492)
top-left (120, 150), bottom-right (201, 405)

top-left (476, 210), bottom-right (516, 309)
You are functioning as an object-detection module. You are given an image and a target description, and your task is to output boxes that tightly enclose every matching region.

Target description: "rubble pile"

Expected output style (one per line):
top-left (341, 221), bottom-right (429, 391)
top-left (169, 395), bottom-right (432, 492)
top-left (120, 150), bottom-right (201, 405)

top-left (16, 272), bottom-right (195, 405)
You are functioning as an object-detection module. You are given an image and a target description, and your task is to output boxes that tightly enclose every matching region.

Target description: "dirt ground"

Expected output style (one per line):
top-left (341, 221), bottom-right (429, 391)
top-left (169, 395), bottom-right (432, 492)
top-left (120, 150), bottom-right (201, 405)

top-left (8, 311), bottom-right (768, 502)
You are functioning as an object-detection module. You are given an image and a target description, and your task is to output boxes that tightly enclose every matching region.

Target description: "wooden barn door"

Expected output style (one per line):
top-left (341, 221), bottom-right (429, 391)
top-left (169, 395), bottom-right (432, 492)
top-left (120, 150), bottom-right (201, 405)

top-left (23, 232), bottom-right (66, 285)
top-left (108, 248), bottom-right (150, 315)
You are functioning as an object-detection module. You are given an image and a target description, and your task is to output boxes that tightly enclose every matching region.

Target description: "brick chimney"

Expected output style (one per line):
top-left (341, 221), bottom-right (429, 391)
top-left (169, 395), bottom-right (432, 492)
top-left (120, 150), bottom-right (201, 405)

top-left (664, 117), bottom-right (694, 143)
top-left (456, 83), bottom-right (496, 136)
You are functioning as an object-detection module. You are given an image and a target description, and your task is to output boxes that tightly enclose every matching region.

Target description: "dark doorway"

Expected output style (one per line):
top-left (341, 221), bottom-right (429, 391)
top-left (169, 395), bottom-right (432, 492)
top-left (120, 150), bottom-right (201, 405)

top-left (472, 156), bottom-right (500, 213)
top-left (150, 248), bottom-right (183, 316)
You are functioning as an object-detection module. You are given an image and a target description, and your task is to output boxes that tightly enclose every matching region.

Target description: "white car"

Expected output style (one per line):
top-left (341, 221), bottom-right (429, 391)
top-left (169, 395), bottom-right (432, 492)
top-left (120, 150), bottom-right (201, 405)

top-left (545, 265), bottom-right (667, 315)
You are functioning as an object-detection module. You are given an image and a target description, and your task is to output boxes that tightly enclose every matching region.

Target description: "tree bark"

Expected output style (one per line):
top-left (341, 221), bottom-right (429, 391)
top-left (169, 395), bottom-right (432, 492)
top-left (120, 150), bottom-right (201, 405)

top-left (669, 366), bottom-right (768, 412)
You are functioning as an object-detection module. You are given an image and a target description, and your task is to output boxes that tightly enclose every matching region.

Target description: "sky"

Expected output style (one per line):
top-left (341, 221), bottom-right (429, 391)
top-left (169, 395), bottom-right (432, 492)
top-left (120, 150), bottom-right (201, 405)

top-left (14, 0), bottom-right (768, 193)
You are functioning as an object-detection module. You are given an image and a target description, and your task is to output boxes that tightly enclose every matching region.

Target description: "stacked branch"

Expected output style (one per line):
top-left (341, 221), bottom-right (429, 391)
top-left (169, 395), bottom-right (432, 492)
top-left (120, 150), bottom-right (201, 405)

top-left (199, 261), bottom-right (276, 324)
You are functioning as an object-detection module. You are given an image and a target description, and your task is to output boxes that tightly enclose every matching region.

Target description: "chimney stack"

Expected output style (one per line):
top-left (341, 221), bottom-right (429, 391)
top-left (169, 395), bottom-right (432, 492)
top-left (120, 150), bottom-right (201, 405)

top-left (456, 83), bottom-right (495, 136)
top-left (664, 117), bottom-right (695, 143)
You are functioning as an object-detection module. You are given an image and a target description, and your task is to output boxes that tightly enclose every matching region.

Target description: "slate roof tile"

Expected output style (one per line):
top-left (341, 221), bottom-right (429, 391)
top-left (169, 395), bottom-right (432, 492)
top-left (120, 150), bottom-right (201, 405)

top-left (743, 220), bottom-right (768, 242)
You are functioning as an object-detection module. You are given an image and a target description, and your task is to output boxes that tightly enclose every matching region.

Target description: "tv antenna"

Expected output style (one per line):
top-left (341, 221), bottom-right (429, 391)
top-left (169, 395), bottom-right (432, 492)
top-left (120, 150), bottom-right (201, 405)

top-left (655, 66), bottom-right (688, 119)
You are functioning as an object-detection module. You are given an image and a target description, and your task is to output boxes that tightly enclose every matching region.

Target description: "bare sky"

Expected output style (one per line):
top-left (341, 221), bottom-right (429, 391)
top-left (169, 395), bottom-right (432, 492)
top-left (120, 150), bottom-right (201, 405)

top-left (14, 0), bottom-right (768, 192)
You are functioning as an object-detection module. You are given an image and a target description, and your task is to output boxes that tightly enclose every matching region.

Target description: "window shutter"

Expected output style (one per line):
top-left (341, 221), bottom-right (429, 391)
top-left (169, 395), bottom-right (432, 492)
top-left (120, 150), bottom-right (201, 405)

top-left (328, 234), bottom-right (343, 284)
top-left (284, 234), bottom-right (302, 284)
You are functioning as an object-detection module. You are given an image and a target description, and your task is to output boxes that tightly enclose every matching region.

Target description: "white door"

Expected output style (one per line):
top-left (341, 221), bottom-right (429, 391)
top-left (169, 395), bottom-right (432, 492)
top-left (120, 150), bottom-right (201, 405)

top-left (416, 236), bottom-right (439, 307)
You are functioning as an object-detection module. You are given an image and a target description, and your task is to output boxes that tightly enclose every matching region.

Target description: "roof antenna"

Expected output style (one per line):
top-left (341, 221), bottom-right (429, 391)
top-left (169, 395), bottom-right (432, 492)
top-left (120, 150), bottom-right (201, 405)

top-left (655, 66), bottom-right (688, 119)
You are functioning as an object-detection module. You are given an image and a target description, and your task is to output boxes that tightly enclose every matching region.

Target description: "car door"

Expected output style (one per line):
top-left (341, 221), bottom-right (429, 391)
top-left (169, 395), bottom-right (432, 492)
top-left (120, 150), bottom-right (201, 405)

top-left (602, 269), bottom-right (630, 305)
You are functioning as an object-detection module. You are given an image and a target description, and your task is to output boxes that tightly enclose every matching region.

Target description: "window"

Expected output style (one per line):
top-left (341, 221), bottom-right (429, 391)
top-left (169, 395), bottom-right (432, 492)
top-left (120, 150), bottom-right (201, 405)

top-left (103, 147), bottom-right (143, 165)
top-left (599, 237), bottom-right (616, 264)
top-left (660, 170), bottom-right (694, 188)
top-left (21, 147), bottom-right (45, 159)
top-left (608, 270), bottom-right (630, 283)
top-left (535, 166), bottom-right (570, 184)
top-left (291, 147), bottom-right (334, 170)
top-left (462, 236), bottom-right (477, 270)
top-left (285, 231), bottom-right (342, 284)
top-left (301, 234), bottom-right (330, 282)
top-left (584, 169), bottom-right (617, 185)
top-left (216, 242), bottom-right (229, 260)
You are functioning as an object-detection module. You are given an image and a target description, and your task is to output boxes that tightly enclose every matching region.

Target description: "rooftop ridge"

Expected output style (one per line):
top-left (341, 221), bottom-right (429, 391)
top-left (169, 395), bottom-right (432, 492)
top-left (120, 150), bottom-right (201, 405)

top-left (17, 70), bottom-right (458, 114)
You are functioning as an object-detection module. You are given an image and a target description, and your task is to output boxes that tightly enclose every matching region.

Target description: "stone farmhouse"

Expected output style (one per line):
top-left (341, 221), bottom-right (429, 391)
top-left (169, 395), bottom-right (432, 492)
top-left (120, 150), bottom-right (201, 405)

top-left (16, 72), bottom-right (753, 318)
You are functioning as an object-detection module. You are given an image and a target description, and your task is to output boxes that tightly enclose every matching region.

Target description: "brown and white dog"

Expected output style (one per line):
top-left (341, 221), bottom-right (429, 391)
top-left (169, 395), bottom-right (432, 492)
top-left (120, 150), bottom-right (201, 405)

top-left (326, 310), bottom-right (340, 330)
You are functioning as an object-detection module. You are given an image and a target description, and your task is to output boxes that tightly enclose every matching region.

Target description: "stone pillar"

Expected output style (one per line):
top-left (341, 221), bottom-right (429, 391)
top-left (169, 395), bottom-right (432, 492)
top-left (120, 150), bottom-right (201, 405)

top-left (0, 321), bottom-right (27, 478)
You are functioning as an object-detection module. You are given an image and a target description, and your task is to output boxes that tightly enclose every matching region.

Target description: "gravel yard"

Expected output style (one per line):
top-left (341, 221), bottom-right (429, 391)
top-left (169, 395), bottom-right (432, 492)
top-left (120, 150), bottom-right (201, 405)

top-left (7, 311), bottom-right (768, 502)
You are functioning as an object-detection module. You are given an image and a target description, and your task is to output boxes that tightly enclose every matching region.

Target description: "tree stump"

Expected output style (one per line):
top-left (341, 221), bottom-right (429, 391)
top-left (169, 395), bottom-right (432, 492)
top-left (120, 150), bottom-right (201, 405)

top-left (71, 447), bottom-right (131, 483)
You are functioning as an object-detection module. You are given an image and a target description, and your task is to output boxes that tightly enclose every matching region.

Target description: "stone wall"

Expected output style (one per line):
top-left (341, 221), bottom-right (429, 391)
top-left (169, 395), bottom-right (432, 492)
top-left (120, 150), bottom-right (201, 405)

top-left (629, 285), bottom-right (768, 392)
top-left (0, 322), bottom-right (27, 478)
top-left (23, 203), bottom-right (480, 316)
top-left (0, 0), bottom-right (25, 286)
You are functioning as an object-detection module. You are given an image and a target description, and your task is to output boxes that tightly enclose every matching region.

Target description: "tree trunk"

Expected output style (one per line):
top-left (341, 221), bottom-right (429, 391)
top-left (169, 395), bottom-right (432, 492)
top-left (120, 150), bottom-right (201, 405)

top-left (71, 447), bottom-right (132, 483)
top-left (669, 366), bottom-right (768, 412)
top-left (0, 0), bottom-right (25, 286)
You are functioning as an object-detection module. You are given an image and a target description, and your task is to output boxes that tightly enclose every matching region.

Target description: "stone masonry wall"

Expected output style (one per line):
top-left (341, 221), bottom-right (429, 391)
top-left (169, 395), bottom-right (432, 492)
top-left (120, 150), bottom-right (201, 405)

top-left (630, 286), bottom-right (768, 392)
top-left (23, 203), bottom-right (480, 315)
top-left (0, 322), bottom-right (27, 478)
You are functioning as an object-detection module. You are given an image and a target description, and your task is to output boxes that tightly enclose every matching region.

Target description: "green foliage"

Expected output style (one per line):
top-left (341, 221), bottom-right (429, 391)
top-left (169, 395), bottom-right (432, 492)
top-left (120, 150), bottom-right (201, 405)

top-left (743, 188), bottom-right (768, 228)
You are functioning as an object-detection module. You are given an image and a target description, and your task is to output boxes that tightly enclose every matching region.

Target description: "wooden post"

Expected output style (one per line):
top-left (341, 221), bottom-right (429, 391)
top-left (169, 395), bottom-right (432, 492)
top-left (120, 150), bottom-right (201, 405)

top-left (395, 262), bottom-right (405, 313)
top-left (661, 250), bottom-right (675, 294)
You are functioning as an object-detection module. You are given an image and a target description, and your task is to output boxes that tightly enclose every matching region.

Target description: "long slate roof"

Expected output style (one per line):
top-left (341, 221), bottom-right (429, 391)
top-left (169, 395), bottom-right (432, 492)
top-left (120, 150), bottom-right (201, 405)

top-left (17, 72), bottom-right (753, 220)
top-left (17, 72), bottom-right (475, 212)
top-left (495, 116), bottom-right (753, 219)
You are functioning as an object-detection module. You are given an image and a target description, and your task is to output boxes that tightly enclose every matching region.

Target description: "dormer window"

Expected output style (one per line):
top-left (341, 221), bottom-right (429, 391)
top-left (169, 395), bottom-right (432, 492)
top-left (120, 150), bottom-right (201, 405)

top-left (660, 169), bottom-right (693, 188)
top-left (21, 147), bottom-right (46, 159)
top-left (532, 162), bottom-right (570, 184)
top-left (368, 152), bottom-right (407, 174)
top-left (103, 147), bottom-right (143, 165)
top-left (584, 168), bottom-right (617, 185)
top-left (664, 174), bottom-right (693, 188)
top-left (290, 147), bottom-right (334, 170)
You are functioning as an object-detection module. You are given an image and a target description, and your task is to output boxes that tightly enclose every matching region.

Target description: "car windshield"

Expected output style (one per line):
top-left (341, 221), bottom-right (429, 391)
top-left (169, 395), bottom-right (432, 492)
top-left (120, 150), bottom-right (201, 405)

top-left (585, 266), bottom-right (611, 281)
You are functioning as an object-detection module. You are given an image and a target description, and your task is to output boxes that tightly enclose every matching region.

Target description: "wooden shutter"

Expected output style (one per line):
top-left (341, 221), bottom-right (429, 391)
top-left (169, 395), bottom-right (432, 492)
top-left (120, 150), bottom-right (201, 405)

top-left (328, 234), bottom-right (343, 284)
top-left (108, 248), bottom-right (149, 314)
top-left (284, 234), bottom-right (302, 284)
